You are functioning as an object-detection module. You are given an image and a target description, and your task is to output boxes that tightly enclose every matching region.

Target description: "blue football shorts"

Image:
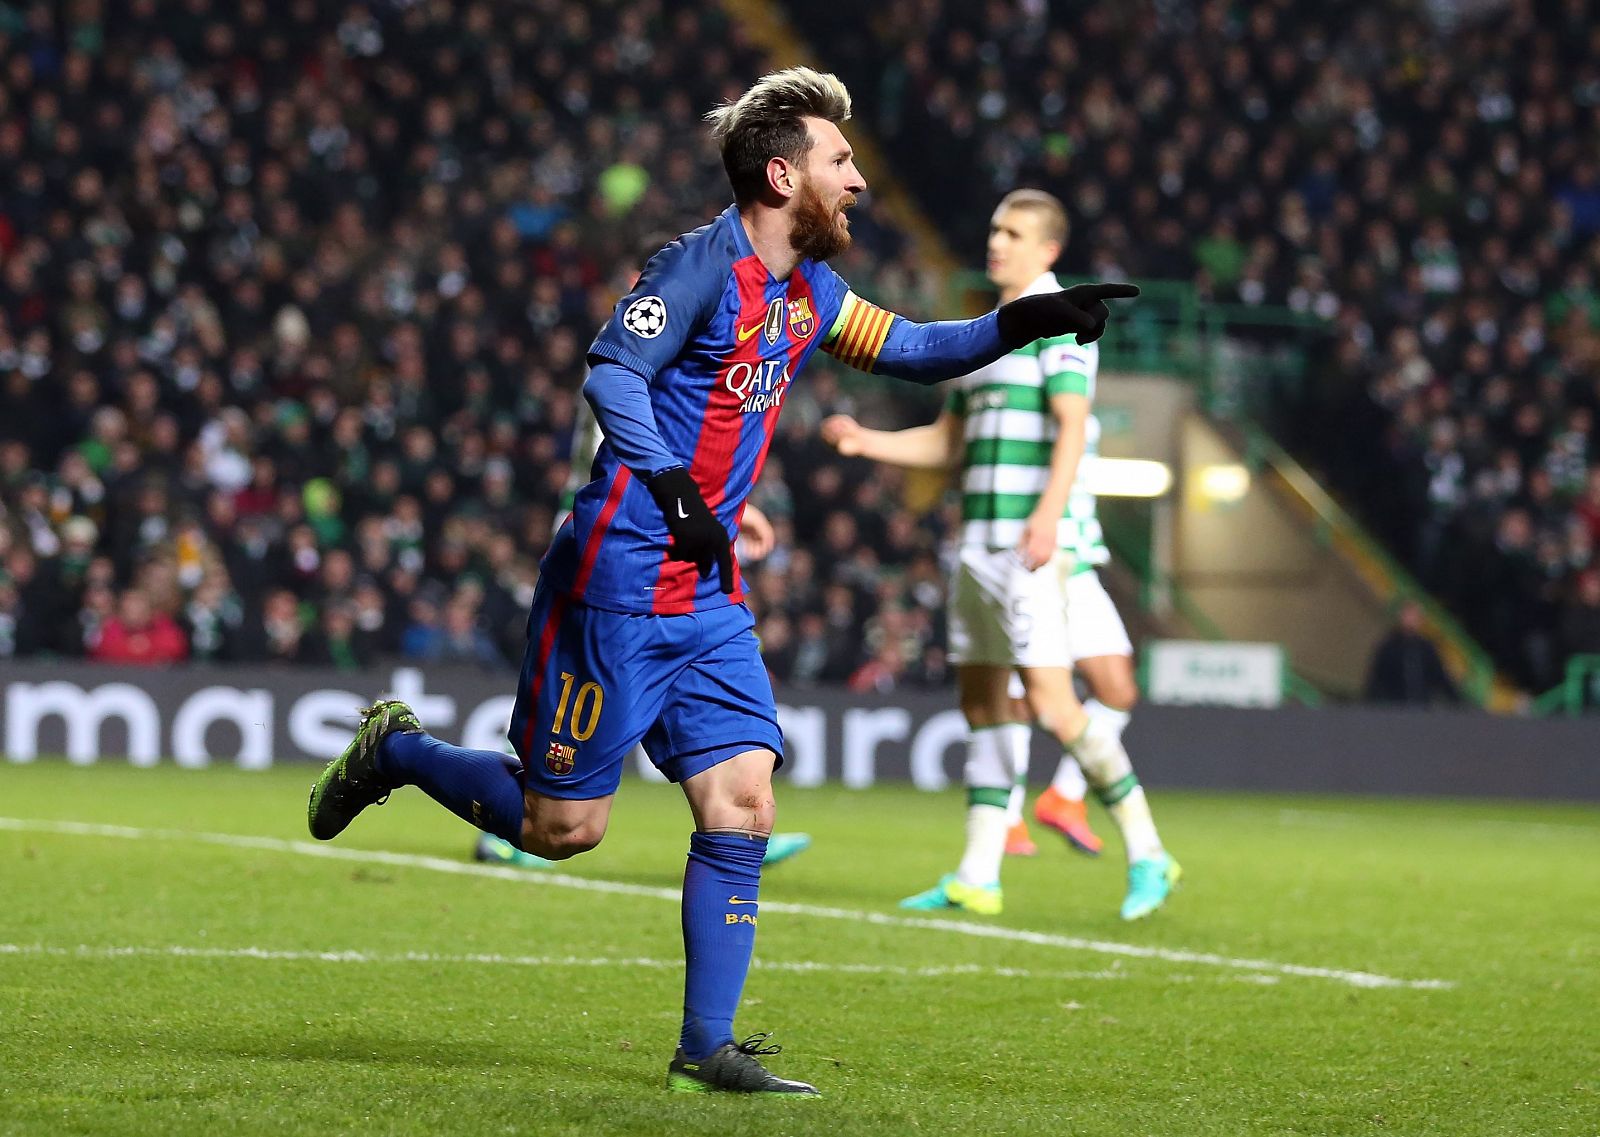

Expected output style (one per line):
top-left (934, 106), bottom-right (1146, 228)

top-left (507, 580), bottom-right (784, 800)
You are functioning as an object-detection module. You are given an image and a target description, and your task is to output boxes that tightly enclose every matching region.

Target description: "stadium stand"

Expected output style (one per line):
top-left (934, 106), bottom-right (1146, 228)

top-left (4, 0), bottom-right (1600, 697)
top-left (786, 0), bottom-right (1600, 691)
top-left (0, 0), bottom-right (950, 687)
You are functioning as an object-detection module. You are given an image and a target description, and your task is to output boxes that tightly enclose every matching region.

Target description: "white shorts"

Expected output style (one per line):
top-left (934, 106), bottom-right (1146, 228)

top-left (948, 547), bottom-right (1132, 669)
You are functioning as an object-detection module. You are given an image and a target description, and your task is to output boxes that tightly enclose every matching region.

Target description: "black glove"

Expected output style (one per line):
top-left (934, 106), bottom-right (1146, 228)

top-left (996, 281), bottom-right (1141, 348)
top-left (644, 466), bottom-right (735, 594)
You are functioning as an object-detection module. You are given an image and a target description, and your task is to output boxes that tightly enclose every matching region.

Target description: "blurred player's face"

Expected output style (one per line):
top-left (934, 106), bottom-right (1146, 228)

top-left (986, 207), bottom-right (1061, 293)
top-left (789, 116), bottom-right (865, 262)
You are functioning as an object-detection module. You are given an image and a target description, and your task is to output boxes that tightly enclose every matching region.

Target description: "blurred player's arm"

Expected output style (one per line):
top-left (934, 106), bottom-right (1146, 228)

top-left (738, 503), bottom-right (775, 560)
top-left (1018, 391), bottom-right (1089, 571)
top-left (819, 409), bottom-right (963, 469)
top-left (819, 284), bottom-right (1137, 384)
top-left (556, 391), bottom-right (606, 527)
top-left (1019, 337), bottom-right (1096, 569)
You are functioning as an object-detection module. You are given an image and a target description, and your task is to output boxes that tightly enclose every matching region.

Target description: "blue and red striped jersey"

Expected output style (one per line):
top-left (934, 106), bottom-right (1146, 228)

top-left (541, 205), bottom-right (851, 615)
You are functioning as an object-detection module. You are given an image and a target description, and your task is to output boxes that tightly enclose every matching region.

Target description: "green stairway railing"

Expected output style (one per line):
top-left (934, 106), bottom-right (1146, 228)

top-left (1530, 654), bottom-right (1600, 716)
top-left (949, 272), bottom-right (1329, 424)
top-left (1100, 499), bottom-right (1322, 708)
top-left (1239, 425), bottom-right (1508, 709)
top-left (952, 270), bottom-right (1510, 707)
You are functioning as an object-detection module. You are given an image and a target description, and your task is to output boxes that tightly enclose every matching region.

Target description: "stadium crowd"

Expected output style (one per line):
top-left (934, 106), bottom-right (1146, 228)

top-left (0, 0), bottom-right (954, 690)
top-left (796, 0), bottom-right (1600, 691)
top-left (6, 0), bottom-right (1600, 696)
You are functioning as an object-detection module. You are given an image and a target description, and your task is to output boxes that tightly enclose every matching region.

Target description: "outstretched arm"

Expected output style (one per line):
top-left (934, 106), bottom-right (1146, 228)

top-left (820, 410), bottom-right (964, 470)
top-left (820, 283), bottom-right (1138, 384)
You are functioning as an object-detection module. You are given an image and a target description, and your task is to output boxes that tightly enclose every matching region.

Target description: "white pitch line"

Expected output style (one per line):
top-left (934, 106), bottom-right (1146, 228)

top-left (1276, 807), bottom-right (1600, 839)
top-left (0, 943), bottom-right (1129, 981)
top-left (0, 817), bottom-right (1454, 990)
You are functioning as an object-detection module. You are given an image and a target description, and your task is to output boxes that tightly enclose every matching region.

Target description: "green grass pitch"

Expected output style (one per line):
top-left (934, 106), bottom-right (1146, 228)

top-left (1, 760), bottom-right (1596, 1136)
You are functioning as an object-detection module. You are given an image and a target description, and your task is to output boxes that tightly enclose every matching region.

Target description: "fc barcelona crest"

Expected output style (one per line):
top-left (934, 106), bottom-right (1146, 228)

top-left (787, 297), bottom-right (816, 340)
top-left (545, 740), bottom-right (577, 776)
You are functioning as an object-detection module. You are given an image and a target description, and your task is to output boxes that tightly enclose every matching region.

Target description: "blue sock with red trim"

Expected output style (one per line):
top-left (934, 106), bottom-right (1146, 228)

top-left (377, 733), bottom-right (525, 845)
top-left (679, 830), bottom-right (767, 1060)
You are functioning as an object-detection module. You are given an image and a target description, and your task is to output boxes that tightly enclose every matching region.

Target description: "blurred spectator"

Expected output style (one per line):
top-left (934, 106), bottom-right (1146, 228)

top-left (401, 595), bottom-right (445, 662)
top-left (90, 589), bottom-right (188, 667)
top-left (237, 589), bottom-right (308, 666)
top-left (0, 0), bottom-right (944, 684)
top-left (1560, 571), bottom-right (1600, 658)
top-left (181, 575), bottom-right (246, 663)
top-left (300, 604), bottom-right (373, 673)
top-left (1362, 601), bottom-right (1460, 706)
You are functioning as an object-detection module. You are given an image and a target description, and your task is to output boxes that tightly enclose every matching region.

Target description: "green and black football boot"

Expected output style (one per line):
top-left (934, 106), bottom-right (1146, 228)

top-left (306, 700), bottom-right (421, 840)
top-left (666, 1034), bottom-right (820, 1096)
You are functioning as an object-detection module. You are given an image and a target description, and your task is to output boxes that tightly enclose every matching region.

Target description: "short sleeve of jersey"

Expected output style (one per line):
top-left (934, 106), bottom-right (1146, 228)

top-left (1040, 333), bottom-right (1096, 397)
top-left (588, 240), bottom-right (722, 380)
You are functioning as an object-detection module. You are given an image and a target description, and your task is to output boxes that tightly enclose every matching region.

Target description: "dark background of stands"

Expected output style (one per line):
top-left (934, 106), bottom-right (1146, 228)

top-left (2, 0), bottom-right (1599, 701)
top-left (792, 0), bottom-right (1600, 692)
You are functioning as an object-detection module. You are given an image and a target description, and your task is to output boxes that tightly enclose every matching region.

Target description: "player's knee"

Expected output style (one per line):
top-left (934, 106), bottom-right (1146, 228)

top-left (734, 787), bottom-right (777, 835)
top-left (1032, 697), bottom-right (1087, 744)
top-left (704, 784), bottom-right (775, 836)
top-left (1101, 682), bottom-right (1139, 713)
top-left (522, 818), bottom-right (606, 860)
top-left (960, 693), bottom-right (1000, 726)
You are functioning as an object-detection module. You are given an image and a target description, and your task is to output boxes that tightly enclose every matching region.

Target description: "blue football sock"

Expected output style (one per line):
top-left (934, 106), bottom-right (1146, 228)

top-left (679, 830), bottom-right (767, 1061)
top-left (377, 732), bottom-right (525, 846)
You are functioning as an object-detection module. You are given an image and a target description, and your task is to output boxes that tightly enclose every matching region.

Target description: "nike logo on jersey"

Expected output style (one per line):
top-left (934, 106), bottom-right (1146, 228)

top-left (727, 896), bottom-right (757, 905)
top-left (676, 500), bottom-right (689, 519)
top-left (735, 321), bottom-right (762, 342)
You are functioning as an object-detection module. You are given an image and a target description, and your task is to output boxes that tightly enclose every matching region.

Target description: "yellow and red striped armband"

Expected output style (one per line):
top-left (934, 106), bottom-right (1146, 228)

top-left (822, 292), bottom-right (895, 372)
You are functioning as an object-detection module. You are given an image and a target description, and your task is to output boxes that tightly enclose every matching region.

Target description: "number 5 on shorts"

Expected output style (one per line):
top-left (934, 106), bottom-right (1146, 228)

top-left (551, 672), bottom-right (604, 742)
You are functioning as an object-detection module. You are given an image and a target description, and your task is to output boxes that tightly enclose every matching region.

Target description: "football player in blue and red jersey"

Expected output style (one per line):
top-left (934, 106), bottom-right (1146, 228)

top-left (307, 67), bottom-right (1137, 1095)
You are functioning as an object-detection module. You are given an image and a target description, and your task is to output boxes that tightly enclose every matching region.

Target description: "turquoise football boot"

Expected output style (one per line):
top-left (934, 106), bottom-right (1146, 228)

top-left (474, 832), bottom-right (554, 870)
top-left (898, 872), bottom-right (1003, 915)
top-left (1121, 853), bottom-right (1182, 920)
top-left (762, 832), bottom-right (812, 866)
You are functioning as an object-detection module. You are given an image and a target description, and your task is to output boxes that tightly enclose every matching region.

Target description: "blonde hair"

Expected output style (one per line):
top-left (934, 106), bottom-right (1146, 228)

top-left (996, 188), bottom-right (1069, 247)
top-left (705, 67), bottom-right (853, 203)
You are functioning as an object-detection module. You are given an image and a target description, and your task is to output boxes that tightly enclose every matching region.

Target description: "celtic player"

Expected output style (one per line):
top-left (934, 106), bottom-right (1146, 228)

top-left (822, 189), bottom-right (1178, 920)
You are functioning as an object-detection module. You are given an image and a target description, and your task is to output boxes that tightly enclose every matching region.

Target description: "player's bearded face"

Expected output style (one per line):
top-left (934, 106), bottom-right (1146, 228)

top-left (790, 175), bottom-right (855, 262)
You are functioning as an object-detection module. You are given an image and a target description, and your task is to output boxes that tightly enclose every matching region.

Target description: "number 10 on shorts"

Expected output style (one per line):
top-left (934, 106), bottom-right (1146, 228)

top-left (552, 673), bottom-right (604, 742)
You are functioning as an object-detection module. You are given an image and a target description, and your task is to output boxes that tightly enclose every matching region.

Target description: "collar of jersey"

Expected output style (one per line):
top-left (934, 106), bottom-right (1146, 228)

top-left (722, 203), bottom-right (815, 285)
top-left (722, 203), bottom-right (758, 264)
top-left (990, 270), bottom-right (1063, 313)
top-left (1019, 270), bottom-right (1062, 299)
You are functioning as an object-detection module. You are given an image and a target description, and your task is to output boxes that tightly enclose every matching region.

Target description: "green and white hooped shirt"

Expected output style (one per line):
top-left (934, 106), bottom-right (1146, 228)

top-left (944, 272), bottom-right (1109, 571)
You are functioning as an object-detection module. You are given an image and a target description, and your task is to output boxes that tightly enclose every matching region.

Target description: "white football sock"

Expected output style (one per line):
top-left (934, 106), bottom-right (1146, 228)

top-left (1070, 723), bottom-right (1163, 865)
top-left (1084, 697), bottom-right (1132, 741)
top-left (1005, 781), bottom-right (1026, 825)
top-left (1001, 720), bottom-right (1031, 824)
top-left (956, 803), bottom-right (1009, 888)
top-left (1050, 755), bottom-right (1088, 799)
top-left (1109, 785), bottom-right (1163, 864)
